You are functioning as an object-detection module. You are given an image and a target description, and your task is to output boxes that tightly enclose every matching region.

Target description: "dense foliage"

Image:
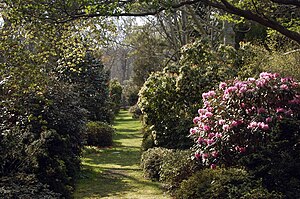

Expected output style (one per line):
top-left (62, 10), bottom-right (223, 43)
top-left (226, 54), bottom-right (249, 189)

top-left (58, 52), bottom-right (114, 123)
top-left (140, 147), bottom-right (172, 181)
top-left (175, 168), bottom-right (282, 199)
top-left (159, 150), bottom-right (201, 191)
top-left (140, 148), bottom-right (201, 191)
top-left (0, 79), bottom-right (85, 197)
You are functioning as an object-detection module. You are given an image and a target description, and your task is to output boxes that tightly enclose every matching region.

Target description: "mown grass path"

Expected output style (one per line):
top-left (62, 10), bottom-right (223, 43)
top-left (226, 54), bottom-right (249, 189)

top-left (74, 110), bottom-right (171, 199)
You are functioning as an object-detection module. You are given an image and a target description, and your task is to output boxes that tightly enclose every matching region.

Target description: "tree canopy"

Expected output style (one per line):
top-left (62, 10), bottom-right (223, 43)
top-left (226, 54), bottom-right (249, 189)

top-left (2, 0), bottom-right (299, 44)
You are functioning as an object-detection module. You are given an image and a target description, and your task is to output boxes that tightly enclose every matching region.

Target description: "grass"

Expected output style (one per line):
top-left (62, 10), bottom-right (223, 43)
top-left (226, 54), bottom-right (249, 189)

top-left (73, 110), bottom-right (171, 199)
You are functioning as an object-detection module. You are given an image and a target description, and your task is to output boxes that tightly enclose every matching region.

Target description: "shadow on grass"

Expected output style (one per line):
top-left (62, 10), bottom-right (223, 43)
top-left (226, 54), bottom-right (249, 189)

top-left (115, 128), bottom-right (141, 133)
top-left (76, 165), bottom-right (162, 198)
top-left (75, 166), bottom-right (130, 198)
top-left (74, 110), bottom-right (168, 198)
top-left (114, 131), bottom-right (142, 140)
top-left (83, 149), bottom-right (142, 167)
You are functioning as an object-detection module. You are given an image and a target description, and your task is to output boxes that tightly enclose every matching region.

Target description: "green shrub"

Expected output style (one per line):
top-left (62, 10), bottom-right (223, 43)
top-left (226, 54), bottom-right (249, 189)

top-left (140, 147), bottom-right (172, 181)
top-left (85, 121), bottom-right (114, 147)
top-left (159, 150), bottom-right (201, 191)
top-left (175, 168), bottom-right (282, 199)
top-left (237, 42), bottom-right (300, 80)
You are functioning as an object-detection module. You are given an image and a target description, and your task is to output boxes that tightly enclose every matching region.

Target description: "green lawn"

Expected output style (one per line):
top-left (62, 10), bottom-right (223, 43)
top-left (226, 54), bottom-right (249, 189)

top-left (73, 110), bottom-right (171, 199)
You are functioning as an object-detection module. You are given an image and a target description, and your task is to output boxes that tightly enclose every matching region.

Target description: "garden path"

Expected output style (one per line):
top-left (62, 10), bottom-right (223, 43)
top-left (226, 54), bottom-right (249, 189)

top-left (74, 110), bottom-right (170, 199)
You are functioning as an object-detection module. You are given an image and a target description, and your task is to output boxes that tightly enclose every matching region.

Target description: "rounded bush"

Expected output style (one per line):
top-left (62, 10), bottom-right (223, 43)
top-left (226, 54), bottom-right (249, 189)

top-left (140, 147), bottom-right (172, 181)
top-left (85, 121), bottom-right (114, 147)
top-left (175, 168), bottom-right (282, 199)
top-left (159, 149), bottom-right (202, 191)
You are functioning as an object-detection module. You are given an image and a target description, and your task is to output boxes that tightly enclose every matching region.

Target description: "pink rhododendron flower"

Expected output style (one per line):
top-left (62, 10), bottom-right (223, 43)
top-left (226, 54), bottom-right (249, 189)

top-left (266, 117), bottom-right (272, 123)
top-left (205, 111), bottom-right (213, 118)
top-left (208, 133), bottom-right (215, 139)
top-left (193, 117), bottom-right (201, 124)
top-left (273, 73), bottom-right (280, 78)
top-left (210, 164), bottom-right (217, 169)
top-left (202, 92), bottom-right (209, 99)
top-left (199, 115), bottom-right (207, 120)
top-left (190, 128), bottom-right (198, 135)
top-left (276, 108), bottom-right (285, 113)
top-left (215, 133), bottom-right (222, 138)
top-left (248, 77), bottom-right (256, 82)
top-left (212, 151), bottom-right (218, 157)
top-left (260, 72), bottom-right (273, 79)
top-left (225, 86), bottom-right (238, 94)
top-left (198, 108), bottom-right (207, 115)
top-left (291, 82), bottom-right (299, 88)
top-left (195, 153), bottom-right (201, 159)
top-left (280, 84), bottom-right (289, 90)
top-left (218, 119), bottom-right (226, 125)
top-left (207, 107), bottom-right (213, 112)
top-left (239, 86), bottom-right (248, 94)
top-left (209, 91), bottom-right (216, 96)
top-left (204, 101), bottom-right (210, 107)
top-left (197, 137), bottom-right (205, 144)
top-left (281, 77), bottom-right (293, 83)
top-left (231, 120), bottom-right (239, 128)
top-left (235, 146), bottom-right (246, 153)
top-left (222, 124), bottom-right (230, 131)
top-left (190, 72), bottom-right (300, 168)
top-left (256, 79), bottom-right (267, 87)
top-left (219, 82), bottom-right (227, 89)
top-left (202, 91), bottom-right (216, 99)
top-left (202, 153), bottom-right (209, 159)
top-left (203, 125), bottom-right (211, 131)
top-left (205, 139), bottom-right (214, 145)
top-left (285, 109), bottom-right (293, 116)
top-left (258, 122), bottom-right (269, 130)
top-left (257, 107), bottom-right (266, 114)
top-left (247, 121), bottom-right (258, 129)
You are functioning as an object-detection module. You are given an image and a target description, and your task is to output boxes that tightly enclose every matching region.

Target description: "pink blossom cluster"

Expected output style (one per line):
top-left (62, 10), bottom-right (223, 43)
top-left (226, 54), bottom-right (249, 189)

top-left (190, 72), bottom-right (300, 169)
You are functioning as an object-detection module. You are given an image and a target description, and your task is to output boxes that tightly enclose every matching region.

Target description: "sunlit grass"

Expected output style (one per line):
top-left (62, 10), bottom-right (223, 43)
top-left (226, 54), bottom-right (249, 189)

top-left (73, 110), bottom-right (171, 199)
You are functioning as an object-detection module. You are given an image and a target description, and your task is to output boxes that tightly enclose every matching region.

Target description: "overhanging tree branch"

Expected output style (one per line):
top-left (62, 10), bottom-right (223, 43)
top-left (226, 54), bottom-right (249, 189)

top-left (270, 0), bottom-right (300, 7)
top-left (13, 0), bottom-right (300, 44)
top-left (201, 0), bottom-right (300, 45)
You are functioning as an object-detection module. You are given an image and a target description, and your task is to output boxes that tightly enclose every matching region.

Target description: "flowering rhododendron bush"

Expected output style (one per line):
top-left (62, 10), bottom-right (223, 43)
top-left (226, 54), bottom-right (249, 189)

top-left (190, 72), bottom-right (300, 168)
top-left (139, 39), bottom-right (238, 150)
